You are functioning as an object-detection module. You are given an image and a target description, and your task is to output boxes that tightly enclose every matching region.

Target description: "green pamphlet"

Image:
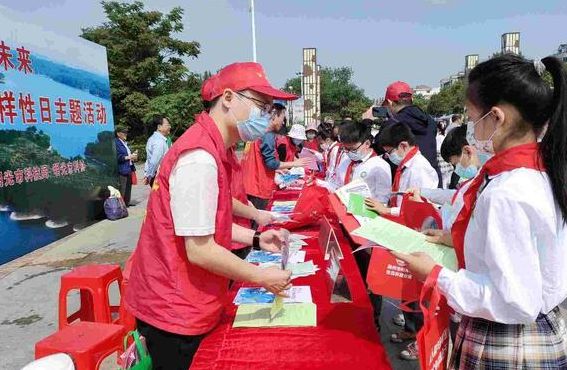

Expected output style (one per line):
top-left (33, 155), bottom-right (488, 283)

top-left (233, 303), bottom-right (317, 328)
top-left (348, 193), bottom-right (378, 219)
top-left (352, 216), bottom-right (458, 271)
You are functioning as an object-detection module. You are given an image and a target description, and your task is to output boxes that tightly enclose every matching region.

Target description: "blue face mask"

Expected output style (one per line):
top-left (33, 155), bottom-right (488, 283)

top-left (455, 163), bottom-right (478, 179)
top-left (235, 100), bottom-right (271, 142)
top-left (389, 150), bottom-right (403, 166)
top-left (477, 152), bottom-right (492, 166)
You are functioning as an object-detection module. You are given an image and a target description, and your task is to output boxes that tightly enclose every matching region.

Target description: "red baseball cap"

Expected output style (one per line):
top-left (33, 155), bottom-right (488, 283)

top-left (201, 62), bottom-right (297, 102)
top-left (383, 81), bottom-right (413, 104)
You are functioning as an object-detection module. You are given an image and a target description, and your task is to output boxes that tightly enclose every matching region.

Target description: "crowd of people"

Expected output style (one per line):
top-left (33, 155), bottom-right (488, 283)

top-left (118, 54), bottom-right (567, 369)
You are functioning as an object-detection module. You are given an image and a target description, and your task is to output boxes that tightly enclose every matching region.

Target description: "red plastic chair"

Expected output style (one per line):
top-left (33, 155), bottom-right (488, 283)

top-left (35, 321), bottom-right (125, 370)
top-left (58, 264), bottom-right (123, 330)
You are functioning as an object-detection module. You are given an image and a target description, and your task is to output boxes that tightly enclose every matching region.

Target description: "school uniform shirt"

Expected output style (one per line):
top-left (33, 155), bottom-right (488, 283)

top-left (324, 144), bottom-right (345, 187)
top-left (437, 168), bottom-right (567, 324)
top-left (391, 152), bottom-right (439, 216)
top-left (351, 153), bottom-right (392, 203)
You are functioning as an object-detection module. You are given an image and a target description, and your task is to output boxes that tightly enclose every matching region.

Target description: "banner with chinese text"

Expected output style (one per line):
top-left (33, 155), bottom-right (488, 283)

top-left (0, 9), bottom-right (118, 264)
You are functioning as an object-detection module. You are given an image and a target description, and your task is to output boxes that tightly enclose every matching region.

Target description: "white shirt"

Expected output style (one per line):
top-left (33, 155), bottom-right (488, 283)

top-left (325, 144), bottom-right (343, 184)
top-left (169, 149), bottom-right (218, 236)
top-left (119, 138), bottom-right (133, 165)
top-left (350, 153), bottom-right (392, 203)
top-left (438, 168), bottom-right (567, 324)
top-left (391, 152), bottom-right (439, 216)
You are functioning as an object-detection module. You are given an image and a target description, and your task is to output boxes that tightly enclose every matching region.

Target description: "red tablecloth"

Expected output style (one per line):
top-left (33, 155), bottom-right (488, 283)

top-left (190, 191), bottom-right (392, 370)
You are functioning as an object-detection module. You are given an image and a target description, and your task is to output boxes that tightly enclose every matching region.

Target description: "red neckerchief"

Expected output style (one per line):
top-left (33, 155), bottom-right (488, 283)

top-left (389, 147), bottom-right (419, 207)
top-left (344, 151), bottom-right (377, 184)
top-left (451, 178), bottom-right (473, 204)
top-left (451, 143), bottom-right (544, 269)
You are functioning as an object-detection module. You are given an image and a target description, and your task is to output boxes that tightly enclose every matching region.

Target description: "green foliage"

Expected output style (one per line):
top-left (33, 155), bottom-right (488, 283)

top-left (412, 94), bottom-right (428, 113)
top-left (427, 80), bottom-right (465, 116)
top-left (81, 1), bottom-right (201, 139)
top-left (284, 66), bottom-right (372, 120)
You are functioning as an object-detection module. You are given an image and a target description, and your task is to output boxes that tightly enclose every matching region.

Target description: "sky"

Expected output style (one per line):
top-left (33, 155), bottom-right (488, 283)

top-left (1, 0), bottom-right (566, 99)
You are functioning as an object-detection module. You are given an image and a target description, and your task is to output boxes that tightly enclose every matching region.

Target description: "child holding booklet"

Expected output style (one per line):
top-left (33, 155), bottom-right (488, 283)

top-left (396, 54), bottom-right (567, 368)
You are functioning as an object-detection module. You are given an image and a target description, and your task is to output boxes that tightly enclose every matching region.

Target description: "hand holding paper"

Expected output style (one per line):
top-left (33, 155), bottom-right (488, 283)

top-left (352, 216), bottom-right (457, 271)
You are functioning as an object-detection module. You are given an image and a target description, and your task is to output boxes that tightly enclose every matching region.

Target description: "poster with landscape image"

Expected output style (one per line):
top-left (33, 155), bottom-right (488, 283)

top-left (0, 8), bottom-right (118, 264)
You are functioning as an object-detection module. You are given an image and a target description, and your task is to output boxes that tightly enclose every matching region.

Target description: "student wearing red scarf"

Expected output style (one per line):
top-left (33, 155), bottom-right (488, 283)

top-left (396, 54), bottom-right (567, 369)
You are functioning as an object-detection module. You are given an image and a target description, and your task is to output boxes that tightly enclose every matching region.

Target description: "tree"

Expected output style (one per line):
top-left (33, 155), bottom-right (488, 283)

top-left (426, 80), bottom-right (465, 116)
top-left (81, 1), bottom-right (201, 139)
top-left (412, 94), bottom-right (428, 113)
top-left (284, 66), bottom-right (372, 120)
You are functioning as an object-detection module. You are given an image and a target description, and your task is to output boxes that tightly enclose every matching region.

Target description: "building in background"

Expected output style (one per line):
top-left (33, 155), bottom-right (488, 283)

top-left (302, 48), bottom-right (321, 127)
top-left (440, 71), bottom-right (465, 89)
top-left (554, 44), bottom-right (567, 62)
top-left (465, 54), bottom-right (479, 75)
top-left (501, 32), bottom-right (521, 55)
top-left (413, 85), bottom-right (440, 99)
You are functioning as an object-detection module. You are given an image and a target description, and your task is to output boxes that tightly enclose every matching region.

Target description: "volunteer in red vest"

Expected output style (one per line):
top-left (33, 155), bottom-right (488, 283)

top-left (242, 102), bottom-right (309, 211)
top-left (335, 120), bottom-right (392, 202)
top-left (125, 62), bottom-right (296, 369)
top-left (276, 123), bottom-right (308, 161)
top-left (303, 122), bottom-right (320, 151)
top-left (395, 55), bottom-right (567, 368)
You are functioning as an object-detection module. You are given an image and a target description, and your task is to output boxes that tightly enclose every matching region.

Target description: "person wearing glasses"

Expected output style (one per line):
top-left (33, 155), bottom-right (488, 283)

top-left (364, 122), bottom-right (438, 362)
top-left (334, 120), bottom-right (392, 203)
top-left (125, 62), bottom-right (295, 369)
top-left (242, 101), bottom-right (310, 211)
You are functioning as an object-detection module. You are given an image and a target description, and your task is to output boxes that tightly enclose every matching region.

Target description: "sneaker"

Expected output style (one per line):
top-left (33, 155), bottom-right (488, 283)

top-left (400, 341), bottom-right (419, 361)
top-left (390, 331), bottom-right (416, 343)
top-left (393, 313), bottom-right (405, 327)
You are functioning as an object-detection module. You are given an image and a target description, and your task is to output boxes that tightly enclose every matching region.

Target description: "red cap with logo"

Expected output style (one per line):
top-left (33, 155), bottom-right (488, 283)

top-left (201, 62), bottom-right (297, 102)
top-left (383, 81), bottom-right (413, 104)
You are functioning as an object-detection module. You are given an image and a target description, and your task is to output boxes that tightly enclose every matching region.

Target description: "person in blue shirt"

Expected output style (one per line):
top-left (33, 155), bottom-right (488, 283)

top-left (143, 115), bottom-right (171, 187)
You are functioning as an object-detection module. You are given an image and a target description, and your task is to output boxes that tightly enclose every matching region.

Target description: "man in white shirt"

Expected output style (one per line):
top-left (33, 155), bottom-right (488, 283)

top-left (144, 115), bottom-right (171, 187)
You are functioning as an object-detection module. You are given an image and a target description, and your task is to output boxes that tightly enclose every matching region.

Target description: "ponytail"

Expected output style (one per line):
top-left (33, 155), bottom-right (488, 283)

top-left (540, 57), bottom-right (567, 222)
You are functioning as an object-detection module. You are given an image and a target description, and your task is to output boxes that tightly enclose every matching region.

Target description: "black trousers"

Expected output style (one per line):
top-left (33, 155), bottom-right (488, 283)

top-left (136, 319), bottom-right (204, 370)
top-left (119, 174), bottom-right (132, 206)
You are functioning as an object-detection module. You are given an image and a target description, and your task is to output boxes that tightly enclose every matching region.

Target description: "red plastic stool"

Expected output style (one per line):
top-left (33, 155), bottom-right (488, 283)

top-left (59, 264), bottom-right (123, 330)
top-left (35, 321), bottom-right (125, 370)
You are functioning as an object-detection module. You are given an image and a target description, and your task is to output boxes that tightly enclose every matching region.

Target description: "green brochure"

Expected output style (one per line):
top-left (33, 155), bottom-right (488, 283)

top-left (352, 216), bottom-right (458, 271)
top-left (233, 303), bottom-right (317, 328)
top-left (348, 193), bottom-right (378, 219)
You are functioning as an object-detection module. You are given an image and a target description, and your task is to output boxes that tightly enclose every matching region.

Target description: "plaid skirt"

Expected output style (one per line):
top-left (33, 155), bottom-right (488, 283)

top-left (450, 307), bottom-right (567, 369)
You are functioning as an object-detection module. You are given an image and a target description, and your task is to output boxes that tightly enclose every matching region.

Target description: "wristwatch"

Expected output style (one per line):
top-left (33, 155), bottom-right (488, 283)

top-left (252, 231), bottom-right (261, 250)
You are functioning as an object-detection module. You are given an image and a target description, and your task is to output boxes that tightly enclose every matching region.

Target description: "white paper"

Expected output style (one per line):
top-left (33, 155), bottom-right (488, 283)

top-left (284, 286), bottom-right (312, 303)
top-left (335, 179), bottom-right (372, 206)
top-left (288, 250), bottom-right (306, 264)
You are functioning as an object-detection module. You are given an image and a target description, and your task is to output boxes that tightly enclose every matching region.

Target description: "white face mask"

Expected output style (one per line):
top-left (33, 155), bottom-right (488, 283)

top-left (466, 111), bottom-right (496, 155)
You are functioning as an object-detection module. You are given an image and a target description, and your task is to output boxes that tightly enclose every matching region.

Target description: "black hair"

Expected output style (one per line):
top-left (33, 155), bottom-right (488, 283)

top-left (317, 124), bottom-right (334, 141)
top-left (440, 125), bottom-right (468, 163)
top-left (467, 54), bottom-right (567, 222)
top-left (338, 120), bottom-right (372, 144)
top-left (395, 93), bottom-right (413, 107)
top-left (149, 115), bottom-right (167, 131)
top-left (377, 122), bottom-right (416, 148)
top-left (451, 114), bottom-right (462, 123)
top-left (437, 121), bottom-right (446, 136)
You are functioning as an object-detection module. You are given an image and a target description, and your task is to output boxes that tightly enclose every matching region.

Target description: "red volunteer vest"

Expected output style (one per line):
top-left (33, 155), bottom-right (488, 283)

top-left (228, 146), bottom-right (250, 250)
top-left (125, 112), bottom-right (233, 335)
top-left (242, 136), bottom-right (277, 200)
top-left (451, 143), bottom-right (544, 269)
top-left (276, 135), bottom-right (298, 162)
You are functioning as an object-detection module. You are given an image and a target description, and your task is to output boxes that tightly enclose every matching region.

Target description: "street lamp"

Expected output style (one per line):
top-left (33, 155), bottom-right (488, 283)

top-left (249, 0), bottom-right (257, 62)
